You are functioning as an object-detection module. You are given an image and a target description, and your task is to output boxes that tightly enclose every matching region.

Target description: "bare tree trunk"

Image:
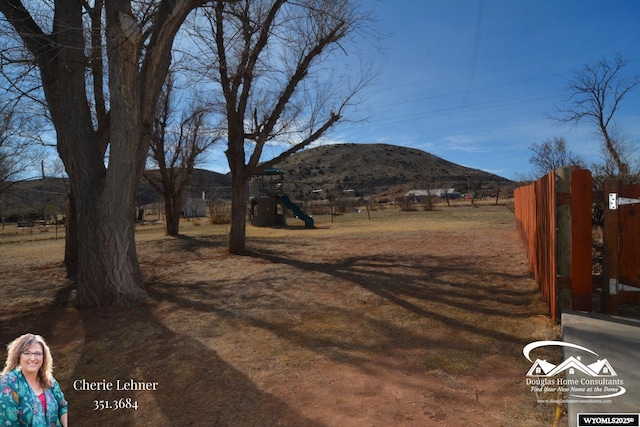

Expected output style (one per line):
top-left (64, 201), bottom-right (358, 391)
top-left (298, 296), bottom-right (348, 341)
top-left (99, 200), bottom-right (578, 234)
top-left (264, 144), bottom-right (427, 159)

top-left (63, 192), bottom-right (77, 278)
top-left (53, 0), bottom-right (147, 307)
top-left (164, 195), bottom-right (181, 237)
top-left (57, 120), bottom-right (148, 307)
top-left (75, 188), bottom-right (146, 307)
top-left (601, 125), bottom-right (629, 175)
top-left (229, 176), bottom-right (248, 254)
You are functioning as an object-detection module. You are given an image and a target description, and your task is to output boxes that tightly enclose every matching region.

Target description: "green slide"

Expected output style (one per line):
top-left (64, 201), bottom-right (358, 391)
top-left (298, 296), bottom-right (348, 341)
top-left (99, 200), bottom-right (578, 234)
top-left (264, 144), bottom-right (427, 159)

top-left (280, 195), bottom-right (314, 228)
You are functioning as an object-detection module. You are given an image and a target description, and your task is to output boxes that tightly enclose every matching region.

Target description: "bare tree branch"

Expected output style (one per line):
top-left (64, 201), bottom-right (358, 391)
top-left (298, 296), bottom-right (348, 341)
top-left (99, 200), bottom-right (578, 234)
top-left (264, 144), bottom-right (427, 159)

top-left (527, 136), bottom-right (585, 178)
top-left (554, 54), bottom-right (640, 176)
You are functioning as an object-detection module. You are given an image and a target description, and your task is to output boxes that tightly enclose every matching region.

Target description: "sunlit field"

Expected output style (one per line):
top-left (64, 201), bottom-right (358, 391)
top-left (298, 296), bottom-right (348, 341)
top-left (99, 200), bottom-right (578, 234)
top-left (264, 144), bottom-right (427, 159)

top-left (0, 204), bottom-right (564, 426)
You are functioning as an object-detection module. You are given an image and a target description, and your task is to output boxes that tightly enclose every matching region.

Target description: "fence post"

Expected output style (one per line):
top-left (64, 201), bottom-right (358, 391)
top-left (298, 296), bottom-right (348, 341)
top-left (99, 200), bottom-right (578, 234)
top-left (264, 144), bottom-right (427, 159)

top-left (602, 178), bottom-right (619, 314)
top-left (570, 169), bottom-right (593, 311)
top-left (556, 167), bottom-right (573, 314)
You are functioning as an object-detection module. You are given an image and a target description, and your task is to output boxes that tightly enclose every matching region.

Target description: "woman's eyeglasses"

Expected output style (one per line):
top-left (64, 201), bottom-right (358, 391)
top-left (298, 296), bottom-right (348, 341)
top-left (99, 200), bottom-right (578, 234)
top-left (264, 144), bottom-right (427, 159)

top-left (22, 351), bottom-right (44, 358)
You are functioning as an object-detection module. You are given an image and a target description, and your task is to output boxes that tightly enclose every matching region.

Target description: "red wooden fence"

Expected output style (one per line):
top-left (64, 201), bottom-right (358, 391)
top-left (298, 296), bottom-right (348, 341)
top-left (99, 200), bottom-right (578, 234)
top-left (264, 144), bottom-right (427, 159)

top-left (514, 171), bottom-right (558, 322)
top-left (512, 168), bottom-right (640, 322)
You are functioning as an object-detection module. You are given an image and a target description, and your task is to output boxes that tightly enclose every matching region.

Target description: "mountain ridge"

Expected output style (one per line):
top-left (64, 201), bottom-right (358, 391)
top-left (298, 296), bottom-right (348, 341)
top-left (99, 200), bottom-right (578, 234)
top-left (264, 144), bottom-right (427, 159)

top-left (1, 143), bottom-right (514, 220)
top-left (273, 143), bottom-right (512, 198)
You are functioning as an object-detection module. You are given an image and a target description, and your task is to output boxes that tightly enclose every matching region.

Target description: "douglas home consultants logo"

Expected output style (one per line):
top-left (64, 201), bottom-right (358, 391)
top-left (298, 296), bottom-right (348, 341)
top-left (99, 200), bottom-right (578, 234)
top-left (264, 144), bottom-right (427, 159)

top-left (523, 341), bottom-right (626, 401)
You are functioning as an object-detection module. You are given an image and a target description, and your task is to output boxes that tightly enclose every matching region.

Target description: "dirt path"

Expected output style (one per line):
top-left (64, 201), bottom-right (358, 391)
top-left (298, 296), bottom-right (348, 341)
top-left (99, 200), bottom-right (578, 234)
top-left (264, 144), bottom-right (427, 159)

top-left (0, 206), bottom-right (564, 426)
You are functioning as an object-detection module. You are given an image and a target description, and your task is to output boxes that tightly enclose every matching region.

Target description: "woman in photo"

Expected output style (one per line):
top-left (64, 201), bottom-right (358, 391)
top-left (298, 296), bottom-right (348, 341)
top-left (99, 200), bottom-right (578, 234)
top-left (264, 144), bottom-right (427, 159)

top-left (0, 333), bottom-right (68, 426)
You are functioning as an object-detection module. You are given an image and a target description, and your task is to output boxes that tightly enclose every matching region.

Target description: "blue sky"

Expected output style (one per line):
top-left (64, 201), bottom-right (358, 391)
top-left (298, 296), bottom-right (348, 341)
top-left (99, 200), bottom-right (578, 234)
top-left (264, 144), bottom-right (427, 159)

top-left (318, 0), bottom-right (640, 180)
top-left (26, 1), bottom-right (637, 182)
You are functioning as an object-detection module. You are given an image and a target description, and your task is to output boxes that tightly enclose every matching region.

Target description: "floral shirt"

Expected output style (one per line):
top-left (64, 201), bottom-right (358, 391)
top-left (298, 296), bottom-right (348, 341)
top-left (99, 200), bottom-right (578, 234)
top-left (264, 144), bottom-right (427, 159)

top-left (0, 369), bottom-right (68, 426)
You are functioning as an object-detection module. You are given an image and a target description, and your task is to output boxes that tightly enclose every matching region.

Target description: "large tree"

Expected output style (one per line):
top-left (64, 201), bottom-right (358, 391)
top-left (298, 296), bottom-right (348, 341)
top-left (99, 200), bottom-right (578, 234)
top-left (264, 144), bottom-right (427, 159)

top-left (144, 73), bottom-right (219, 236)
top-left (0, 1), bottom-right (211, 307)
top-left (556, 54), bottom-right (640, 176)
top-left (190, 0), bottom-right (373, 254)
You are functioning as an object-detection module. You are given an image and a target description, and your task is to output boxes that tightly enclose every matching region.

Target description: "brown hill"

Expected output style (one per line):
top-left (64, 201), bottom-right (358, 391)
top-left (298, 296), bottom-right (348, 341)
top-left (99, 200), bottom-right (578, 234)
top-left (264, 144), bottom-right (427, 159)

top-left (275, 143), bottom-right (512, 199)
top-left (1, 143), bottom-right (513, 220)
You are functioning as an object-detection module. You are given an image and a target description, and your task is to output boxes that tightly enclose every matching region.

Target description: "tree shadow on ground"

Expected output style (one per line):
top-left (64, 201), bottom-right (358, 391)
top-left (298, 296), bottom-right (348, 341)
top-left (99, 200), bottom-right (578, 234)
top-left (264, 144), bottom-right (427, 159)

top-left (0, 267), bottom-right (326, 426)
top-left (64, 307), bottom-right (326, 426)
top-left (247, 249), bottom-right (541, 342)
top-left (145, 242), bottom-right (545, 379)
top-left (12, 303), bottom-right (327, 426)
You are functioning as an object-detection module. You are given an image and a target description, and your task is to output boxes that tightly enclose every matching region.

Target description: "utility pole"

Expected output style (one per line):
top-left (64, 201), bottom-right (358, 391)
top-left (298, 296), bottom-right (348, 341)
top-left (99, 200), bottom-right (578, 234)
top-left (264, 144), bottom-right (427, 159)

top-left (42, 160), bottom-right (46, 225)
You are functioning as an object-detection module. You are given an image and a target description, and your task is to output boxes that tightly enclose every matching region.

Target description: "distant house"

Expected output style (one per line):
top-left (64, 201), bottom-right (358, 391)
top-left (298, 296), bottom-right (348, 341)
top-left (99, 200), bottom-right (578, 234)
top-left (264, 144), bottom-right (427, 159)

top-left (183, 198), bottom-right (208, 218)
top-left (403, 188), bottom-right (455, 200)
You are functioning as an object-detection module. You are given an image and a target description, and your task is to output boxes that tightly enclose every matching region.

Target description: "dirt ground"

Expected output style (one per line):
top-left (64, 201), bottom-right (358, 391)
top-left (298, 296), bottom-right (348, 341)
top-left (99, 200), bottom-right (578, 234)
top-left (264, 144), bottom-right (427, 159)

top-left (0, 205), bottom-right (565, 426)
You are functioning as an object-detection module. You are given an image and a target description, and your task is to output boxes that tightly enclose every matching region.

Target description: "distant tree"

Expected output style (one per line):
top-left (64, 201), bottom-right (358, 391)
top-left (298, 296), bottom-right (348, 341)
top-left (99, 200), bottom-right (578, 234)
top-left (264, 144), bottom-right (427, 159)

top-left (144, 74), bottom-right (220, 236)
top-left (416, 177), bottom-right (441, 211)
top-left (189, 0), bottom-right (375, 254)
top-left (555, 55), bottom-right (640, 176)
top-left (0, 110), bottom-right (22, 195)
top-left (527, 137), bottom-right (585, 178)
top-left (0, 106), bottom-right (31, 195)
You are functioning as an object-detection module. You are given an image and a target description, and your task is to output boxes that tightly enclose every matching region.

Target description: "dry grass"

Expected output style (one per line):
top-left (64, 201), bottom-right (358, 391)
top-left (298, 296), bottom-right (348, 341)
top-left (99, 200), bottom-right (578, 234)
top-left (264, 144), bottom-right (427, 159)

top-left (0, 205), bottom-right (565, 426)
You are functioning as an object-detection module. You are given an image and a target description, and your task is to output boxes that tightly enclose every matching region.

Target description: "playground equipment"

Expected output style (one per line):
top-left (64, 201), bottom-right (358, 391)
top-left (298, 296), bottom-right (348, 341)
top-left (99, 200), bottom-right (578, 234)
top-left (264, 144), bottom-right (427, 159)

top-left (249, 167), bottom-right (314, 228)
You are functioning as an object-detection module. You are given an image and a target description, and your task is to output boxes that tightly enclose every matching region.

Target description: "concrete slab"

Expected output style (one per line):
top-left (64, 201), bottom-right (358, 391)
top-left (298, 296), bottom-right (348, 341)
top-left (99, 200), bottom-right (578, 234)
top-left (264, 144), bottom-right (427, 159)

top-left (562, 311), bottom-right (640, 427)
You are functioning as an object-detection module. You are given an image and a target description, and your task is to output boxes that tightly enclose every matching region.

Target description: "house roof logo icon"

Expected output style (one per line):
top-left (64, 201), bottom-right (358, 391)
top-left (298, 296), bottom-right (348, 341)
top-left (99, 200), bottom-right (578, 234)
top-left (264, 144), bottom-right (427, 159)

top-left (524, 340), bottom-right (618, 378)
top-left (527, 356), bottom-right (617, 378)
top-left (523, 340), bottom-right (625, 400)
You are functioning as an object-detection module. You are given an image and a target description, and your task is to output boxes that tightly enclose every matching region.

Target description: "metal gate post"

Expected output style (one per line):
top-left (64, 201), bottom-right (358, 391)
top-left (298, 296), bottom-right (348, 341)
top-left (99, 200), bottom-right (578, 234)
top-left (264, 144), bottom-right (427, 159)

top-left (602, 178), bottom-right (619, 314)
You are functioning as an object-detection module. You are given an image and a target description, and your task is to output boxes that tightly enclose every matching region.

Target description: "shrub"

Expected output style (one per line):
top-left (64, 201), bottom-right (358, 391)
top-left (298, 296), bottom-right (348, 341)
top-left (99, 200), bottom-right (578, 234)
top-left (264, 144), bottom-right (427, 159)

top-left (420, 195), bottom-right (440, 211)
top-left (207, 199), bottom-right (231, 224)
